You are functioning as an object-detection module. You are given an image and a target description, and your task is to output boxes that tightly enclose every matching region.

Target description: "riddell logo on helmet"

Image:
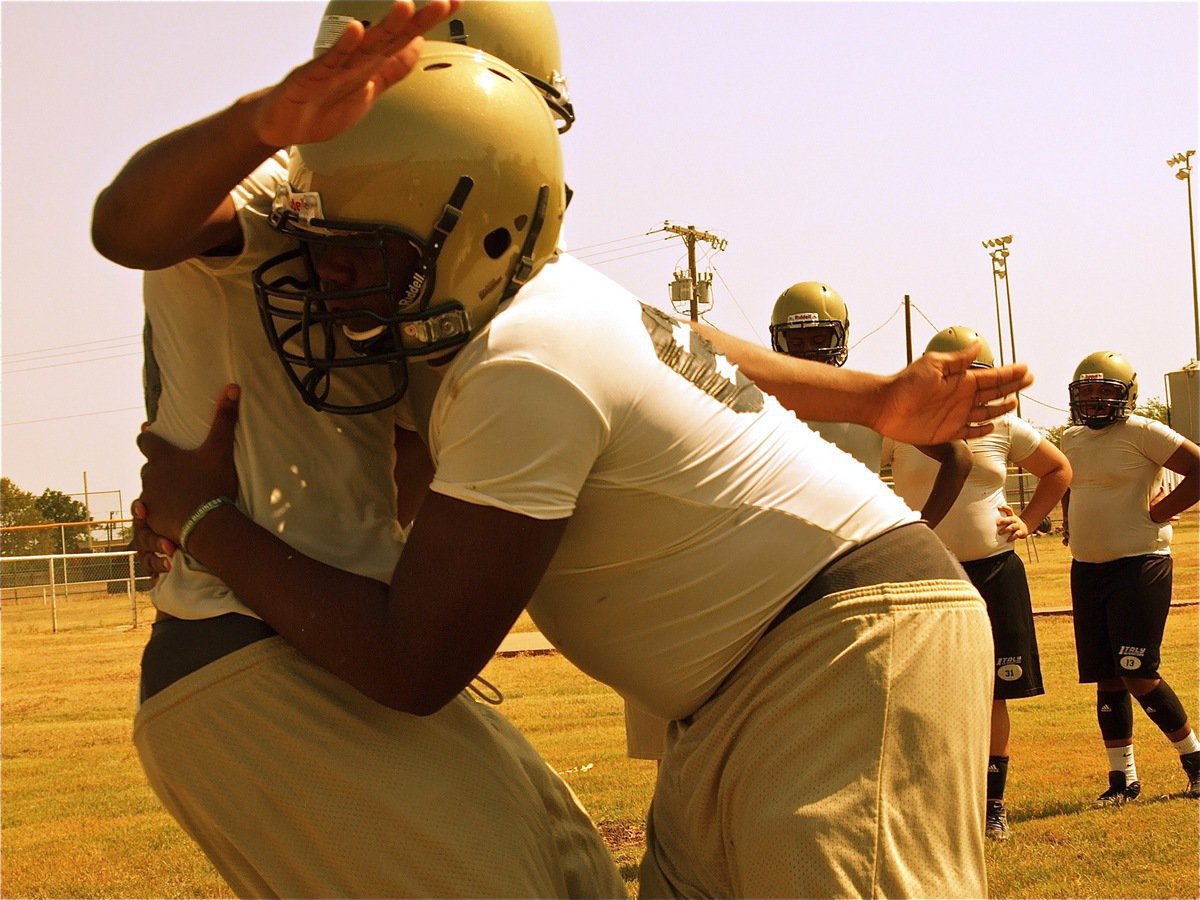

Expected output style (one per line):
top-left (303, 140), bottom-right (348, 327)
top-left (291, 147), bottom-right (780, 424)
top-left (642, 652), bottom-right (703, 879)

top-left (1078, 372), bottom-right (1104, 381)
top-left (403, 272), bottom-right (427, 307)
top-left (479, 276), bottom-right (502, 300)
top-left (787, 312), bottom-right (820, 326)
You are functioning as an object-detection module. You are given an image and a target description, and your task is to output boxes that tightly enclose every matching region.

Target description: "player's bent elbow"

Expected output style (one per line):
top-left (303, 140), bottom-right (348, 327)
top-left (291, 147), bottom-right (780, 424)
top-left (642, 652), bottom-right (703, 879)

top-left (91, 203), bottom-right (154, 269)
top-left (91, 191), bottom-right (181, 270)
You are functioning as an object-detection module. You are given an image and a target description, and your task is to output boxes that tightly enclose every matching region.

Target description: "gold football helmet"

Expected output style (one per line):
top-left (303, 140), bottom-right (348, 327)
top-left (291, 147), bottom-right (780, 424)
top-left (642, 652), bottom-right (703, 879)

top-left (768, 282), bottom-right (850, 366)
top-left (1069, 351), bottom-right (1138, 428)
top-left (314, 1), bottom-right (574, 131)
top-left (924, 326), bottom-right (995, 368)
top-left (253, 43), bottom-right (566, 414)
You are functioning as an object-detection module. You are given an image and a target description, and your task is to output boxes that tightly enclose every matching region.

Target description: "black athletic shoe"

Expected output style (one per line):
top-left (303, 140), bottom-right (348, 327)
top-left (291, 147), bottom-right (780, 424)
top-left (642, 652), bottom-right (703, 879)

top-left (1181, 751), bottom-right (1200, 798)
top-left (1096, 771), bottom-right (1141, 807)
top-left (985, 800), bottom-right (1009, 841)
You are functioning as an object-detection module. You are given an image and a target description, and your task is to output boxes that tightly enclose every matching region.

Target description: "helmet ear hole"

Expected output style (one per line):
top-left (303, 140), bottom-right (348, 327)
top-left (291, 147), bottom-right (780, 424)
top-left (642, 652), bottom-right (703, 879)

top-left (483, 227), bottom-right (512, 259)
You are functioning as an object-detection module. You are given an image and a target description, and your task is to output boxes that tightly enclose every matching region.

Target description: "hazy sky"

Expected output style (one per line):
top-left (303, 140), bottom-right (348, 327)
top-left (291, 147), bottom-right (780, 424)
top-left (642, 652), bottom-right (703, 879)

top-left (2, 1), bottom-right (1197, 519)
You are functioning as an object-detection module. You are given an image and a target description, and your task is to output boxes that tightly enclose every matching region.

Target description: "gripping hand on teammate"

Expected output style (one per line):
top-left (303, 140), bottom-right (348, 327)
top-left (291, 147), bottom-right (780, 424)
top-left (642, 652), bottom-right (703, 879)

top-left (135, 385), bottom-right (241, 553)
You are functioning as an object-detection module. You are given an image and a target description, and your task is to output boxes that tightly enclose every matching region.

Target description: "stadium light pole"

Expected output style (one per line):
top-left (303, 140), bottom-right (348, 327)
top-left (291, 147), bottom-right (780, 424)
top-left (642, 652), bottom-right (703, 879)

top-left (982, 234), bottom-right (1027, 509)
top-left (982, 235), bottom-right (1014, 368)
top-left (1167, 150), bottom-right (1199, 360)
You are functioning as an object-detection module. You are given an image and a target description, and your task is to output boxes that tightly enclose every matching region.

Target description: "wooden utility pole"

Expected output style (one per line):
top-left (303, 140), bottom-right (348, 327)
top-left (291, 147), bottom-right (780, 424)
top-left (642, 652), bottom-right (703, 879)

top-left (651, 221), bottom-right (728, 321)
top-left (904, 295), bottom-right (913, 364)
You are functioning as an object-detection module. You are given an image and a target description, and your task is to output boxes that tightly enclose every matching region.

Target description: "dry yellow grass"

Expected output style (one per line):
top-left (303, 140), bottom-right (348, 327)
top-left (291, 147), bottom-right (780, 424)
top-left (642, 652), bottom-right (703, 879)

top-left (2, 511), bottom-right (1197, 898)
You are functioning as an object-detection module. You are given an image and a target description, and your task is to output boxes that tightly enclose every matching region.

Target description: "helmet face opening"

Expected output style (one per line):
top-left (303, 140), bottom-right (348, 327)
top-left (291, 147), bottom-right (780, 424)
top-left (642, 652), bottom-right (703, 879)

top-left (254, 43), bottom-right (565, 416)
top-left (1069, 377), bottom-right (1134, 429)
top-left (769, 318), bottom-right (849, 366)
top-left (253, 186), bottom-right (475, 415)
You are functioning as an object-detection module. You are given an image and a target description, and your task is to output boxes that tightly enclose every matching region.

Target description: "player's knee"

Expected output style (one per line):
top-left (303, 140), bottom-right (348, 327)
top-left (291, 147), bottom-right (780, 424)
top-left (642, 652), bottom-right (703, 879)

top-left (1134, 681), bottom-right (1190, 734)
top-left (1121, 675), bottom-right (1160, 696)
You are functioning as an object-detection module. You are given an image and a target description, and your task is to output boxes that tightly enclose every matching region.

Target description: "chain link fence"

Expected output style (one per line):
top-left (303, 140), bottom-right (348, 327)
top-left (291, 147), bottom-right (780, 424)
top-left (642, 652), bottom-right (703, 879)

top-left (1, 551), bottom-right (152, 633)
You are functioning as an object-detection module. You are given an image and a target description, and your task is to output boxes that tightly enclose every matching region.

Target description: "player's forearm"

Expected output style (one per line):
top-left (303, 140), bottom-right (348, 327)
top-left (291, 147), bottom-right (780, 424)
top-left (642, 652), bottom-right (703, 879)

top-left (917, 441), bottom-right (971, 527)
top-left (1150, 471), bottom-right (1199, 523)
top-left (184, 505), bottom-right (446, 714)
top-left (91, 92), bottom-right (279, 270)
top-left (692, 323), bottom-right (886, 425)
top-left (1018, 468), bottom-right (1071, 533)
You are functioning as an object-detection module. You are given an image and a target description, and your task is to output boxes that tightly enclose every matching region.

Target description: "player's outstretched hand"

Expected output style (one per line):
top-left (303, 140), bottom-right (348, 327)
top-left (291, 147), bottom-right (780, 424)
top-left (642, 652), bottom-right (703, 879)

top-left (875, 345), bottom-right (1033, 445)
top-left (135, 384), bottom-right (241, 544)
top-left (249, 0), bottom-right (461, 148)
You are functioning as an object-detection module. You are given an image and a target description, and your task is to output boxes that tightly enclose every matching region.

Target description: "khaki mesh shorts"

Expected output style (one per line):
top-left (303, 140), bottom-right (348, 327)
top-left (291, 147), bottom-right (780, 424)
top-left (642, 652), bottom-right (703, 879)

top-left (639, 580), bottom-right (992, 899)
top-left (134, 636), bottom-right (624, 898)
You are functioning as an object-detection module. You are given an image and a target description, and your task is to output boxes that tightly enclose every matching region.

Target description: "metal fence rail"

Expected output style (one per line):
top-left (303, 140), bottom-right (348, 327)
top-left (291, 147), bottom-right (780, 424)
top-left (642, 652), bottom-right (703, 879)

top-left (1, 551), bottom-right (147, 631)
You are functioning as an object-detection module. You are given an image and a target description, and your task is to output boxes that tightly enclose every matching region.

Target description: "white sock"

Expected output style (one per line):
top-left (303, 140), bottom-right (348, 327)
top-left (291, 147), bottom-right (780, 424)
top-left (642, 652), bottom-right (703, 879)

top-left (1171, 731), bottom-right (1200, 756)
top-left (1106, 744), bottom-right (1138, 784)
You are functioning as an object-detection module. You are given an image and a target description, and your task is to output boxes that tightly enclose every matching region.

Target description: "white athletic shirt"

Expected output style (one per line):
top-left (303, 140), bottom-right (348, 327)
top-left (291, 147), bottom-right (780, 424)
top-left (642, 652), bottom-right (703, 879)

top-left (1061, 415), bottom-right (1184, 563)
top-left (422, 254), bottom-right (916, 719)
top-left (145, 158), bottom-right (404, 620)
top-left (882, 414), bottom-right (1041, 562)
top-left (806, 421), bottom-right (884, 474)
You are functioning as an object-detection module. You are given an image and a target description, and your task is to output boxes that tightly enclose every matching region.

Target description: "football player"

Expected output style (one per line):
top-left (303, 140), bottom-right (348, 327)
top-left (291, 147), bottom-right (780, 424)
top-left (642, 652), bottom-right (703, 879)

top-left (127, 12), bottom-right (1032, 897)
top-left (768, 282), bottom-right (971, 518)
top-left (884, 326), bottom-right (1072, 840)
top-left (1062, 351), bottom-right (1200, 805)
top-left (624, 284), bottom-right (973, 765)
top-left (95, 4), bottom-right (625, 897)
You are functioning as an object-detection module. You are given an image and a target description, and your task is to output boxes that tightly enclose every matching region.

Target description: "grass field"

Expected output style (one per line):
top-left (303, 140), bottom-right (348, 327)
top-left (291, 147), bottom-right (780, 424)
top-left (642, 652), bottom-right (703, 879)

top-left (2, 514), bottom-right (1197, 898)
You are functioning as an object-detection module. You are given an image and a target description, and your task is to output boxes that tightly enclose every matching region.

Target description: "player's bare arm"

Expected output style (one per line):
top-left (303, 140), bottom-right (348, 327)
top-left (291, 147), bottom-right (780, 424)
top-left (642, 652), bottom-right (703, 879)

top-left (914, 441), bottom-right (972, 528)
top-left (92, 0), bottom-right (458, 270)
top-left (1149, 439), bottom-right (1200, 523)
top-left (136, 385), bottom-right (562, 715)
top-left (692, 322), bottom-right (1032, 444)
top-left (996, 439), bottom-right (1072, 542)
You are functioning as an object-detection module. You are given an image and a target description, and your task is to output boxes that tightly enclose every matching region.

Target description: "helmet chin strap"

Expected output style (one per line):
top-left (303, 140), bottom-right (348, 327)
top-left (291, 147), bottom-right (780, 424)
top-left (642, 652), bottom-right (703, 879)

top-left (503, 185), bottom-right (551, 302)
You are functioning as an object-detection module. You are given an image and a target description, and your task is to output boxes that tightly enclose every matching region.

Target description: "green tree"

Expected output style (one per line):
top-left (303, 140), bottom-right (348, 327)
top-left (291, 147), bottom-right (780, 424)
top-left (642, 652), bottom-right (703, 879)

top-left (1040, 424), bottom-right (1068, 450)
top-left (1135, 397), bottom-right (1170, 426)
top-left (34, 489), bottom-right (91, 553)
top-left (1, 477), bottom-right (52, 555)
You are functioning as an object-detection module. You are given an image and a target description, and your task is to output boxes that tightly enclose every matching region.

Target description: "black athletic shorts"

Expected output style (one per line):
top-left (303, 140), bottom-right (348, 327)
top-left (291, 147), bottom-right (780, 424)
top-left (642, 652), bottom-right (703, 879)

top-left (1070, 554), bottom-right (1173, 683)
top-left (960, 550), bottom-right (1044, 699)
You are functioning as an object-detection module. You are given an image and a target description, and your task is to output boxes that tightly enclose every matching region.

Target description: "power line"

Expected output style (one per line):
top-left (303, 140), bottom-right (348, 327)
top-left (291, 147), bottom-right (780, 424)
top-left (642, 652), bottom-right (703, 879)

top-left (4, 350), bottom-right (143, 374)
top-left (908, 302), bottom-right (939, 332)
top-left (2, 406), bottom-right (143, 427)
top-left (3, 339), bottom-right (141, 365)
top-left (574, 237), bottom-right (667, 261)
top-left (569, 232), bottom-right (668, 254)
top-left (710, 265), bottom-right (765, 344)
top-left (582, 243), bottom-right (680, 267)
top-left (1019, 394), bottom-right (1070, 414)
top-left (2, 333), bottom-right (141, 360)
top-left (849, 302), bottom-right (904, 349)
